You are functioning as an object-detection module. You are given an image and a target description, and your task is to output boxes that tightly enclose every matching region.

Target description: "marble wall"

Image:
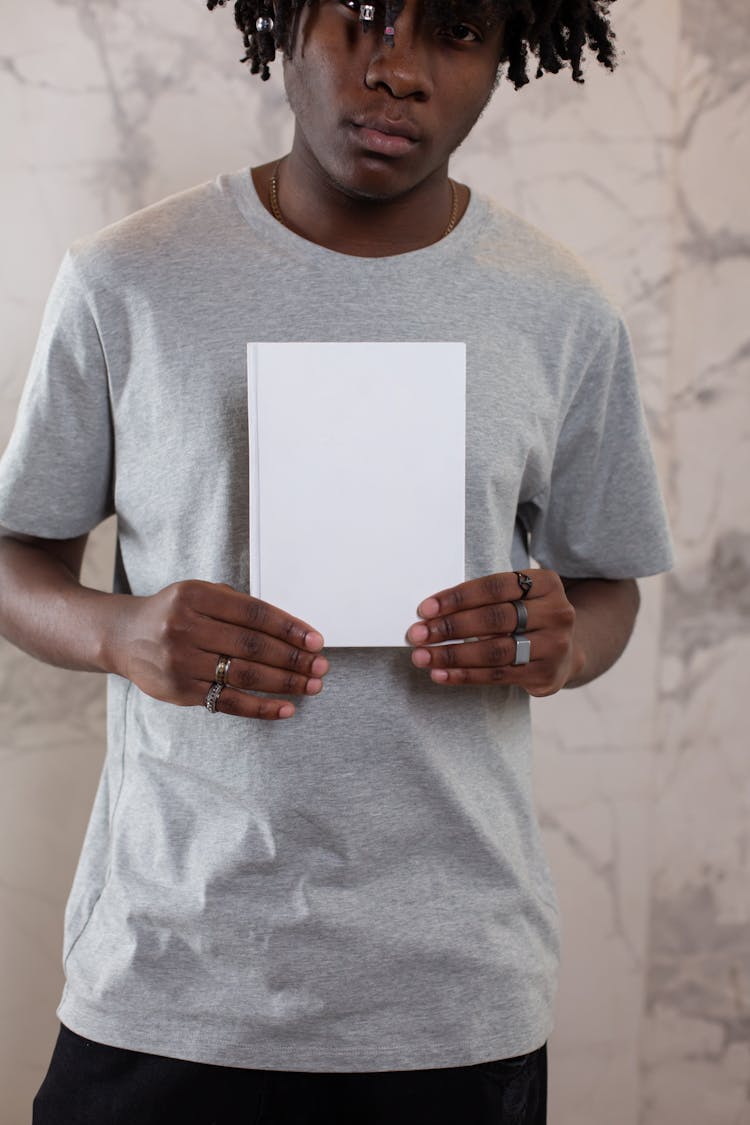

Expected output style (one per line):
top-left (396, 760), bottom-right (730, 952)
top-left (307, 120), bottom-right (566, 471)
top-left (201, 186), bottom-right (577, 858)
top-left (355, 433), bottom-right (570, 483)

top-left (642, 2), bottom-right (750, 1120)
top-left (1, 1), bottom-right (747, 1122)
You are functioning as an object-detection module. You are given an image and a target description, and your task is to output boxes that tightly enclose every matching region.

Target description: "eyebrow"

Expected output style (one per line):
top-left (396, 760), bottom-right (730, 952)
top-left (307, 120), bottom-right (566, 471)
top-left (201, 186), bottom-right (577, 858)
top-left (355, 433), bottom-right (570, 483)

top-left (438, 0), bottom-right (502, 29)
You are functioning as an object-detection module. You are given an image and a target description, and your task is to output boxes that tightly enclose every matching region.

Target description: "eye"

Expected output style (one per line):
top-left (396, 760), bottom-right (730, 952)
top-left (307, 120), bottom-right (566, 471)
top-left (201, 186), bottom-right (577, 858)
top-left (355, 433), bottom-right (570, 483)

top-left (441, 23), bottom-right (482, 43)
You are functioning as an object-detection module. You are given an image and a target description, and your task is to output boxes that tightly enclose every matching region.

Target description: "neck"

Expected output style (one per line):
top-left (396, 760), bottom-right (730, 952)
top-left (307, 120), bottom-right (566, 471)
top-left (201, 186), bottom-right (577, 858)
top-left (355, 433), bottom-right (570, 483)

top-left (253, 139), bottom-right (467, 258)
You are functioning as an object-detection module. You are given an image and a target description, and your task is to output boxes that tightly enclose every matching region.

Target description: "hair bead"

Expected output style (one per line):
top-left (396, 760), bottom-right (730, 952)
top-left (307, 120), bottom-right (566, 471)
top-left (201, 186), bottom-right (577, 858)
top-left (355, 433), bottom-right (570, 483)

top-left (359, 4), bottom-right (375, 32)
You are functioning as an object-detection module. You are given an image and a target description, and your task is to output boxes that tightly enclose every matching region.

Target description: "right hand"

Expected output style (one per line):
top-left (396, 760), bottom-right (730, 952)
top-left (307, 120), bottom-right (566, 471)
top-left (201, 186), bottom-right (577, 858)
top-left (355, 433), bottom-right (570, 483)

top-left (112, 580), bottom-right (328, 719)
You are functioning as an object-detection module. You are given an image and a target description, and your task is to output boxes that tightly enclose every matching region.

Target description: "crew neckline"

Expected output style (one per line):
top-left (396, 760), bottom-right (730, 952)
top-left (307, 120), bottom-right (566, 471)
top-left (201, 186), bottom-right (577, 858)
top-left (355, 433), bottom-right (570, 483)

top-left (222, 165), bottom-right (489, 267)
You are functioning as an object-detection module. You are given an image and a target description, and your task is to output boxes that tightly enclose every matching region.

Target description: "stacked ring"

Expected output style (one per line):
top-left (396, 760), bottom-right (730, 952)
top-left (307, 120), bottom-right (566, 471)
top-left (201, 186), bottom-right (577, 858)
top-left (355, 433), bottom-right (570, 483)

top-left (205, 682), bottom-right (225, 714)
top-left (511, 634), bottom-right (531, 666)
top-left (511, 600), bottom-right (528, 633)
top-left (215, 655), bottom-right (231, 685)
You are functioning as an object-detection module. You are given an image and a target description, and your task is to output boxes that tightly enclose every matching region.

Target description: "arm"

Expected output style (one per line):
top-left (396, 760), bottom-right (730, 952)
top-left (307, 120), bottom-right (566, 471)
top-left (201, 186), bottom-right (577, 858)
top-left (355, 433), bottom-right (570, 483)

top-left (0, 529), bottom-right (328, 718)
top-left (406, 569), bottom-right (640, 697)
top-left (560, 576), bottom-right (640, 689)
top-left (0, 530), bottom-right (119, 672)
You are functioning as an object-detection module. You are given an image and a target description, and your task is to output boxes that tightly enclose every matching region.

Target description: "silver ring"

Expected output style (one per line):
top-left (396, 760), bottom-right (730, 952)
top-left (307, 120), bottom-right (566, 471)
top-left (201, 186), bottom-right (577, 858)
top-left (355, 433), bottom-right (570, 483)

top-left (511, 633), bottom-right (531, 666)
top-left (511, 600), bottom-right (528, 633)
top-left (214, 655), bottom-right (231, 686)
top-left (205, 681), bottom-right (225, 714)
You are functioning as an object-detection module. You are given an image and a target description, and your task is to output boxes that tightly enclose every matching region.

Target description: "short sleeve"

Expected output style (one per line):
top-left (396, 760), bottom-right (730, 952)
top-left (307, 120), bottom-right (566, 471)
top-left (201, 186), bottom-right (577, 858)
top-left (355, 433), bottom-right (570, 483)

top-left (520, 316), bottom-right (673, 579)
top-left (0, 250), bottom-right (114, 538)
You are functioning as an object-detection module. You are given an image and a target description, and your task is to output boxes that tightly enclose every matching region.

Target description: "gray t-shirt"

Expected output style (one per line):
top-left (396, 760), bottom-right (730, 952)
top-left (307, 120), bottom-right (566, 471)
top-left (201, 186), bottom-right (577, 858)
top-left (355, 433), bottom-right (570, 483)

top-left (0, 168), bottom-right (672, 1072)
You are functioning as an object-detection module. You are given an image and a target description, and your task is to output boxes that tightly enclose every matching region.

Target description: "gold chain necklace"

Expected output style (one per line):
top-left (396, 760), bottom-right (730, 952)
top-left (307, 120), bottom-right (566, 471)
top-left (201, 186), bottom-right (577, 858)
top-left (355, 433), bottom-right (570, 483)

top-left (268, 158), bottom-right (460, 241)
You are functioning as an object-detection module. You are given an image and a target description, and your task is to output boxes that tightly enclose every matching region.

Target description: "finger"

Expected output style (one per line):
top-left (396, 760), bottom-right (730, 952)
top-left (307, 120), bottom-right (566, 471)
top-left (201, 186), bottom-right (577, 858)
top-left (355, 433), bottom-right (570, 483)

top-left (191, 619), bottom-right (328, 679)
top-left (406, 600), bottom-right (530, 646)
top-left (411, 633), bottom-right (556, 670)
top-left (411, 635), bottom-right (515, 669)
top-left (195, 652), bottom-right (327, 696)
top-left (199, 683), bottom-right (297, 720)
top-left (427, 663), bottom-right (566, 697)
top-left (416, 570), bottom-right (548, 620)
top-left (426, 661), bottom-right (558, 689)
top-left (181, 582), bottom-right (325, 652)
top-left (428, 665), bottom-right (520, 685)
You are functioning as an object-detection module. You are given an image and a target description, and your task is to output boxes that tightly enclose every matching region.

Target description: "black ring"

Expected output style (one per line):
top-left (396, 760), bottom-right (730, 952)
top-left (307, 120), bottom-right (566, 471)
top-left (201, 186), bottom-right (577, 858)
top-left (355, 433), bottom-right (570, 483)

top-left (512, 600), bottom-right (528, 632)
top-left (514, 571), bottom-right (533, 600)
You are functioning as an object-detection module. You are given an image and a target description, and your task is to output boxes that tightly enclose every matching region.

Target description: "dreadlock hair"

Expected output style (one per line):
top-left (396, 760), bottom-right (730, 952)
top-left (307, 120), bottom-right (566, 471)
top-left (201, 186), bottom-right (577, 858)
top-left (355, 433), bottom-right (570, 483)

top-left (206, 0), bottom-right (617, 87)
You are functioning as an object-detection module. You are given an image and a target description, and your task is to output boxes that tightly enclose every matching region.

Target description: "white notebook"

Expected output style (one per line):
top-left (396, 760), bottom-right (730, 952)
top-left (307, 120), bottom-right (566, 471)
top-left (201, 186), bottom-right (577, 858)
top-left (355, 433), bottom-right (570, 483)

top-left (247, 342), bottom-right (466, 646)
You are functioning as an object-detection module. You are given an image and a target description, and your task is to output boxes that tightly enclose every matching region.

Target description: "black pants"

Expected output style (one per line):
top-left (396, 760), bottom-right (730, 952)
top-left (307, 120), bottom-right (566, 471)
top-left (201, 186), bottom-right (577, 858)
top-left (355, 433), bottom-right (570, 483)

top-left (33, 1024), bottom-right (547, 1124)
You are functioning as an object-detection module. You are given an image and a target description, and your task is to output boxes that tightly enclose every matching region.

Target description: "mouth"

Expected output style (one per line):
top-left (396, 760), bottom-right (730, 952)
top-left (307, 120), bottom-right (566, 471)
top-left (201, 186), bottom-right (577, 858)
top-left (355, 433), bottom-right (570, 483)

top-left (349, 115), bottom-right (421, 157)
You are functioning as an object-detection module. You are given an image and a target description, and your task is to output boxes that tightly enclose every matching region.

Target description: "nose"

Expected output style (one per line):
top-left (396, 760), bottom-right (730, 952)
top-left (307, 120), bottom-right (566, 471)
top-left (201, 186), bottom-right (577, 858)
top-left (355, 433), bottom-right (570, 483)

top-left (364, 10), bottom-right (434, 99)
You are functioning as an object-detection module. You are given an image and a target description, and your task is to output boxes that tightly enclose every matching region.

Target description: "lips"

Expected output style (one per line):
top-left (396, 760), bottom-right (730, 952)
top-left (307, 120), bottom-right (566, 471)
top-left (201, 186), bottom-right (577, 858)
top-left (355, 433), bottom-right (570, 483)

top-left (349, 114), bottom-right (421, 157)
top-left (351, 114), bottom-right (421, 141)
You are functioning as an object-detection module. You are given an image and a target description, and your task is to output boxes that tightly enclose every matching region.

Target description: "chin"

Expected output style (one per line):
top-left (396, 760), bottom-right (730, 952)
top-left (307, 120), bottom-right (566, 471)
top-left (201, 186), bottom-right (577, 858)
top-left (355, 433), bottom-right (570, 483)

top-left (327, 162), bottom-right (421, 204)
top-left (335, 180), bottom-right (394, 203)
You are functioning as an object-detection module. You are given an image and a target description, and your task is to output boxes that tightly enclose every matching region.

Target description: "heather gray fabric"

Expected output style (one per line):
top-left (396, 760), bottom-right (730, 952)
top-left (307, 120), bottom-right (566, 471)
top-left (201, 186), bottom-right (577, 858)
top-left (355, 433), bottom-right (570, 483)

top-left (0, 168), bottom-right (673, 1072)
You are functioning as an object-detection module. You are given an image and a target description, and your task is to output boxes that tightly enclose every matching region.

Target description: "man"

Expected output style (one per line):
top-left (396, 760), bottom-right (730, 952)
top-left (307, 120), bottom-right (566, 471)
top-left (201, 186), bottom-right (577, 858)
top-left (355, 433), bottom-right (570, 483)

top-left (0, 0), bottom-right (672, 1121)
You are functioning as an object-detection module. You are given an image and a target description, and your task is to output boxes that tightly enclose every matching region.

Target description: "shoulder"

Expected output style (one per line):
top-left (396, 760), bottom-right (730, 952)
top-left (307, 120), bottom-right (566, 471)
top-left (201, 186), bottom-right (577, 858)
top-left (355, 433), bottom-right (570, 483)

top-left (63, 174), bottom-right (234, 293)
top-left (468, 190), bottom-right (624, 342)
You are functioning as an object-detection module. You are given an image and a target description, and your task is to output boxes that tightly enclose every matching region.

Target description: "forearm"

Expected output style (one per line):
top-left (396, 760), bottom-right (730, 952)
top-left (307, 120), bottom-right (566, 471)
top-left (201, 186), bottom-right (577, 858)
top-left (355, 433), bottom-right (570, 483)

top-left (562, 577), bottom-right (640, 689)
top-left (0, 536), bottom-right (329, 719)
top-left (0, 536), bottom-right (127, 673)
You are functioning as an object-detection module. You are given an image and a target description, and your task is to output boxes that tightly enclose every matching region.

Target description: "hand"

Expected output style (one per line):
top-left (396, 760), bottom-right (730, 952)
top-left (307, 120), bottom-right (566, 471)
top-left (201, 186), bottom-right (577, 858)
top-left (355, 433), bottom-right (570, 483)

top-left (405, 569), bottom-right (583, 698)
top-left (111, 580), bottom-right (328, 719)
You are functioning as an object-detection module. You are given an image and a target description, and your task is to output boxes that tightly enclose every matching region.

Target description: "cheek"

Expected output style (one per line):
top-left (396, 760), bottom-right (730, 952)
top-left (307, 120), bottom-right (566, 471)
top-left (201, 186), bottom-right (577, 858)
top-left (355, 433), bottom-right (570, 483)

top-left (283, 52), bottom-right (351, 127)
top-left (444, 72), bottom-right (499, 132)
top-left (281, 57), bottom-right (304, 117)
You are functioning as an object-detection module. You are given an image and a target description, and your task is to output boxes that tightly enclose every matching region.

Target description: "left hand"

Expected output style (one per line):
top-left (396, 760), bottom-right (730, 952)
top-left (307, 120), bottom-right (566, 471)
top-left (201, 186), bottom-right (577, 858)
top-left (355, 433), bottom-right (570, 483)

top-left (406, 569), bottom-right (583, 698)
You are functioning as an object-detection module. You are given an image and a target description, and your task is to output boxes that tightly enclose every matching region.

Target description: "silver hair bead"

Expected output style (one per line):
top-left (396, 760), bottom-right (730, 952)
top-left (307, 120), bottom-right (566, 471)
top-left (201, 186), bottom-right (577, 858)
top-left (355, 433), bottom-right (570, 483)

top-left (255, 15), bottom-right (274, 32)
top-left (360, 4), bottom-right (375, 21)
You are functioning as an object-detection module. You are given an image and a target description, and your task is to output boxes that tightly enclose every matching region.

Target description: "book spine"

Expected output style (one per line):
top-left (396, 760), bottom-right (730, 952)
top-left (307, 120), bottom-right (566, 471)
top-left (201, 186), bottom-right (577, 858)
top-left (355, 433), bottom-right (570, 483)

top-left (247, 343), bottom-right (262, 598)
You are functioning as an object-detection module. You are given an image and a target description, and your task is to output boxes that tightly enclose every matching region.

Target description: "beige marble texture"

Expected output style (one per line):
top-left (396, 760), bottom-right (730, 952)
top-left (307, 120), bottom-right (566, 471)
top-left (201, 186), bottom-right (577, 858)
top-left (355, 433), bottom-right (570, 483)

top-left (1, 1), bottom-right (748, 1122)
top-left (640, 4), bottom-right (750, 1121)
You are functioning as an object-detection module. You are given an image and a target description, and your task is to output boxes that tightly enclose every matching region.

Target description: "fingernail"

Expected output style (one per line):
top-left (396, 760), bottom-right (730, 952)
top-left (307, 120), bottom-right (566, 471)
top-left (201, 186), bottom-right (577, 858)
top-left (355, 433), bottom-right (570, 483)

top-left (311, 656), bottom-right (329, 676)
top-left (411, 648), bottom-right (431, 668)
top-left (306, 678), bottom-right (323, 695)
top-left (305, 631), bottom-right (324, 651)
top-left (279, 704), bottom-right (294, 718)
top-left (431, 669), bottom-right (449, 682)
top-left (408, 623), bottom-right (430, 644)
top-left (417, 598), bottom-right (440, 618)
